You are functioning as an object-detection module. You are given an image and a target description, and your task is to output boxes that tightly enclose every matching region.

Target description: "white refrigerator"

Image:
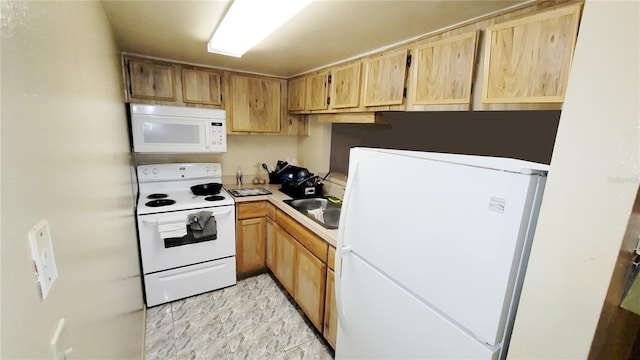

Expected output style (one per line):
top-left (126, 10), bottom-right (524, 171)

top-left (335, 148), bottom-right (548, 359)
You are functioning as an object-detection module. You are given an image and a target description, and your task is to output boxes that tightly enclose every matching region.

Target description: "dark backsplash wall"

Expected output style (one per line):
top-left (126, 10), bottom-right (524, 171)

top-left (330, 111), bottom-right (561, 174)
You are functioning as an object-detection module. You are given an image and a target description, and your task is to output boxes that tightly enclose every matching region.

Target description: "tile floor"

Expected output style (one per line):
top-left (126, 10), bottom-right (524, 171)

top-left (145, 273), bottom-right (335, 360)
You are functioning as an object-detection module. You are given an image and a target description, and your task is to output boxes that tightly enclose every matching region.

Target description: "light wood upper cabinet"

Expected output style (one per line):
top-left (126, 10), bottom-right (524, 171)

top-left (330, 62), bottom-right (362, 109)
top-left (363, 48), bottom-right (409, 106)
top-left (228, 74), bottom-right (281, 133)
top-left (288, 71), bottom-right (330, 112)
top-left (181, 68), bottom-right (222, 105)
top-left (411, 31), bottom-right (478, 105)
top-left (128, 59), bottom-right (176, 101)
top-left (288, 77), bottom-right (307, 112)
top-left (482, 3), bottom-right (582, 103)
top-left (306, 70), bottom-right (330, 111)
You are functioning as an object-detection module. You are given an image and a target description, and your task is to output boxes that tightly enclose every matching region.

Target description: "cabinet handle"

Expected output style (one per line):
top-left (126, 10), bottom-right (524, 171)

top-left (335, 160), bottom-right (359, 330)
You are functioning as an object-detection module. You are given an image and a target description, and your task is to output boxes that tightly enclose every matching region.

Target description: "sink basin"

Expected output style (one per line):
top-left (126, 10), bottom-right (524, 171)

top-left (284, 198), bottom-right (341, 229)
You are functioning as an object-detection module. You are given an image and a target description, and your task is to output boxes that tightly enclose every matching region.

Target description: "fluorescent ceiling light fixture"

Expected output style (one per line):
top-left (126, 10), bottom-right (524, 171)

top-left (208, 0), bottom-right (313, 58)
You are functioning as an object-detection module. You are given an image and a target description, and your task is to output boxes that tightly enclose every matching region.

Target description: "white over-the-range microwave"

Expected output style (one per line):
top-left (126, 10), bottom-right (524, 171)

top-left (130, 103), bottom-right (227, 153)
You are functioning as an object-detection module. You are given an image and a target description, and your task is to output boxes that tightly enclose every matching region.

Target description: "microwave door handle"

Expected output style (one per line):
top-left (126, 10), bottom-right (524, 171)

top-left (204, 123), bottom-right (211, 149)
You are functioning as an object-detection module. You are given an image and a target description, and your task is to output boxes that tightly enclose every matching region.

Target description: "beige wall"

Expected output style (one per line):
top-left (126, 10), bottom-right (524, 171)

top-left (298, 118), bottom-right (332, 175)
top-left (508, 1), bottom-right (640, 358)
top-left (134, 120), bottom-right (331, 180)
top-left (134, 134), bottom-right (300, 180)
top-left (1, 1), bottom-right (143, 358)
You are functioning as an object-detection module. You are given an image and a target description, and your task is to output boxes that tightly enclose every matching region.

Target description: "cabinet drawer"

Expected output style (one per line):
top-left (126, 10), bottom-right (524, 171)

top-left (266, 202), bottom-right (276, 220)
top-left (237, 201), bottom-right (267, 219)
top-left (276, 209), bottom-right (328, 263)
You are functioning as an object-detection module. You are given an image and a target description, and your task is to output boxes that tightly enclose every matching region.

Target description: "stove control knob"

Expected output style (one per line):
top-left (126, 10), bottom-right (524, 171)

top-left (152, 168), bottom-right (159, 175)
top-left (142, 168), bottom-right (150, 175)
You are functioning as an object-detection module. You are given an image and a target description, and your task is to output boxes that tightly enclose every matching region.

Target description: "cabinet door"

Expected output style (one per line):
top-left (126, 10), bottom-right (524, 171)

top-left (288, 77), bottom-right (306, 112)
top-left (128, 59), bottom-right (176, 101)
top-left (236, 217), bottom-right (266, 274)
top-left (482, 3), bottom-right (582, 103)
top-left (412, 31), bottom-right (478, 105)
top-left (182, 69), bottom-right (222, 105)
top-left (324, 269), bottom-right (337, 349)
top-left (330, 62), bottom-right (361, 109)
top-left (363, 48), bottom-right (409, 106)
top-left (274, 227), bottom-right (296, 295)
top-left (229, 74), bottom-right (281, 133)
top-left (266, 217), bottom-right (276, 271)
top-left (306, 71), bottom-right (330, 111)
top-left (294, 240), bottom-right (326, 331)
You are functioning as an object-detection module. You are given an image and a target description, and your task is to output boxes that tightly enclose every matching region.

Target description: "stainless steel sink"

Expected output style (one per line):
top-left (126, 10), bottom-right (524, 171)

top-left (284, 198), bottom-right (341, 229)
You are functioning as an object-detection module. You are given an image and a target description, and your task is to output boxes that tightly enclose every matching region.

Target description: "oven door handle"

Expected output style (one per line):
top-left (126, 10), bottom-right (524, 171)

top-left (141, 208), bottom-right (233, 224)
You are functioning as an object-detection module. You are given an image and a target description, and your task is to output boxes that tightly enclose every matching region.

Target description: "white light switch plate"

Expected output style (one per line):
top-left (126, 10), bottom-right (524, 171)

top-left (28, 219), bottom-right (58, 299)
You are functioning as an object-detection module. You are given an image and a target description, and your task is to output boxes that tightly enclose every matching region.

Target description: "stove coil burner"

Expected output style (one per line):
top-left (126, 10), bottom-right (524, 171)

top-left (204, 195), bottom-right (225, 202)
top-left (146, 193), bottom-right (169, 199)
top-left (145, 199), bottom-right (176, 207)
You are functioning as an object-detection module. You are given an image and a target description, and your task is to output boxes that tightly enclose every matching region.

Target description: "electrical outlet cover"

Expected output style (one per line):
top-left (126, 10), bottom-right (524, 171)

top-left (28, 219), bottom-right (58, 299)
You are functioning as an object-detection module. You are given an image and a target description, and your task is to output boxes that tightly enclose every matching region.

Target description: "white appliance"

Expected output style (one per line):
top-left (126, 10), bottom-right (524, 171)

top-left (136, 163), bottom-right (236, 307)
top-left (130, 104), bottom-right (227, 153)
top-left (335, 148), bottom-right (548, 360)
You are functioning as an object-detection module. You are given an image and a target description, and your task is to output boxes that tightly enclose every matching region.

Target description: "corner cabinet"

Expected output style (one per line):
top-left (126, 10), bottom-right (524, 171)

top-left (411, 31), bottom-right (479, 105)
top-left (482, 3), bottom-right (582, 103)
top-left (228, 74), bottom-right (281, 133)
top-left (267, 209), bottom-right (328, 332)
top-left (305, 70), bottom-right (330, 111)
top-left (127, 59), bottom-right (176, 101)
top-left (287, 71), bottom-right (330, 113)
top-left (363, 48), bottom-right (410, 107)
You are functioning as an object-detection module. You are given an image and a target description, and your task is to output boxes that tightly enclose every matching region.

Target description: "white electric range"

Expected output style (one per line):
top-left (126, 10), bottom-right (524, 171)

top-left (136, 163), bottom-right (236, 307)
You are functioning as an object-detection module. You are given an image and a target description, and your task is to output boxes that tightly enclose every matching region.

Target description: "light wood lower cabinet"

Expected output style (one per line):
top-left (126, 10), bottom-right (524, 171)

top-left (273, 225), bottom-right (296, 295)
top-left (324, 268), bottom-right (337, 348)
top-left (265, 217), bottom-right (276, 271)
top-left (236, 217), bottom-right (266, 275)
top-left (267, 209), bottom-right (328, 333)
top-left (294, 240), bottom-right (326, 330)
top-left (236, 201), bottom-right (267, 278)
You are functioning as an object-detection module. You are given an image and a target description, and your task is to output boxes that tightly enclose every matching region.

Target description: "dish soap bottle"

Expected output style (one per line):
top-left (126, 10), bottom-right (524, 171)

top-left (236, 166), bottom-right (243, 185)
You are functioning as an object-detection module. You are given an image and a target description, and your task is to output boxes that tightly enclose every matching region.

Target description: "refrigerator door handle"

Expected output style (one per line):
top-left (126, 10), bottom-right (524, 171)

top-left (335, 160), bottom-right (359, 329)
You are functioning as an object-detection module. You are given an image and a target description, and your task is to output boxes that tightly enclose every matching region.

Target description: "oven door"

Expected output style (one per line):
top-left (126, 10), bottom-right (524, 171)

top-left (137, 205), bottom-right (235, 273)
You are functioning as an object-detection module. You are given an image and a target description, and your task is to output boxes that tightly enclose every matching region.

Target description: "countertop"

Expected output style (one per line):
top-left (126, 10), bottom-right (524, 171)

top-left (223, 183), bottom-right (339, 247)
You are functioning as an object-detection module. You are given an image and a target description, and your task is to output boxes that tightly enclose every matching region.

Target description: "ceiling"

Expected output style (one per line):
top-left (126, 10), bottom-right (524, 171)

top-left (100, 0), bottom-right (528, 78)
